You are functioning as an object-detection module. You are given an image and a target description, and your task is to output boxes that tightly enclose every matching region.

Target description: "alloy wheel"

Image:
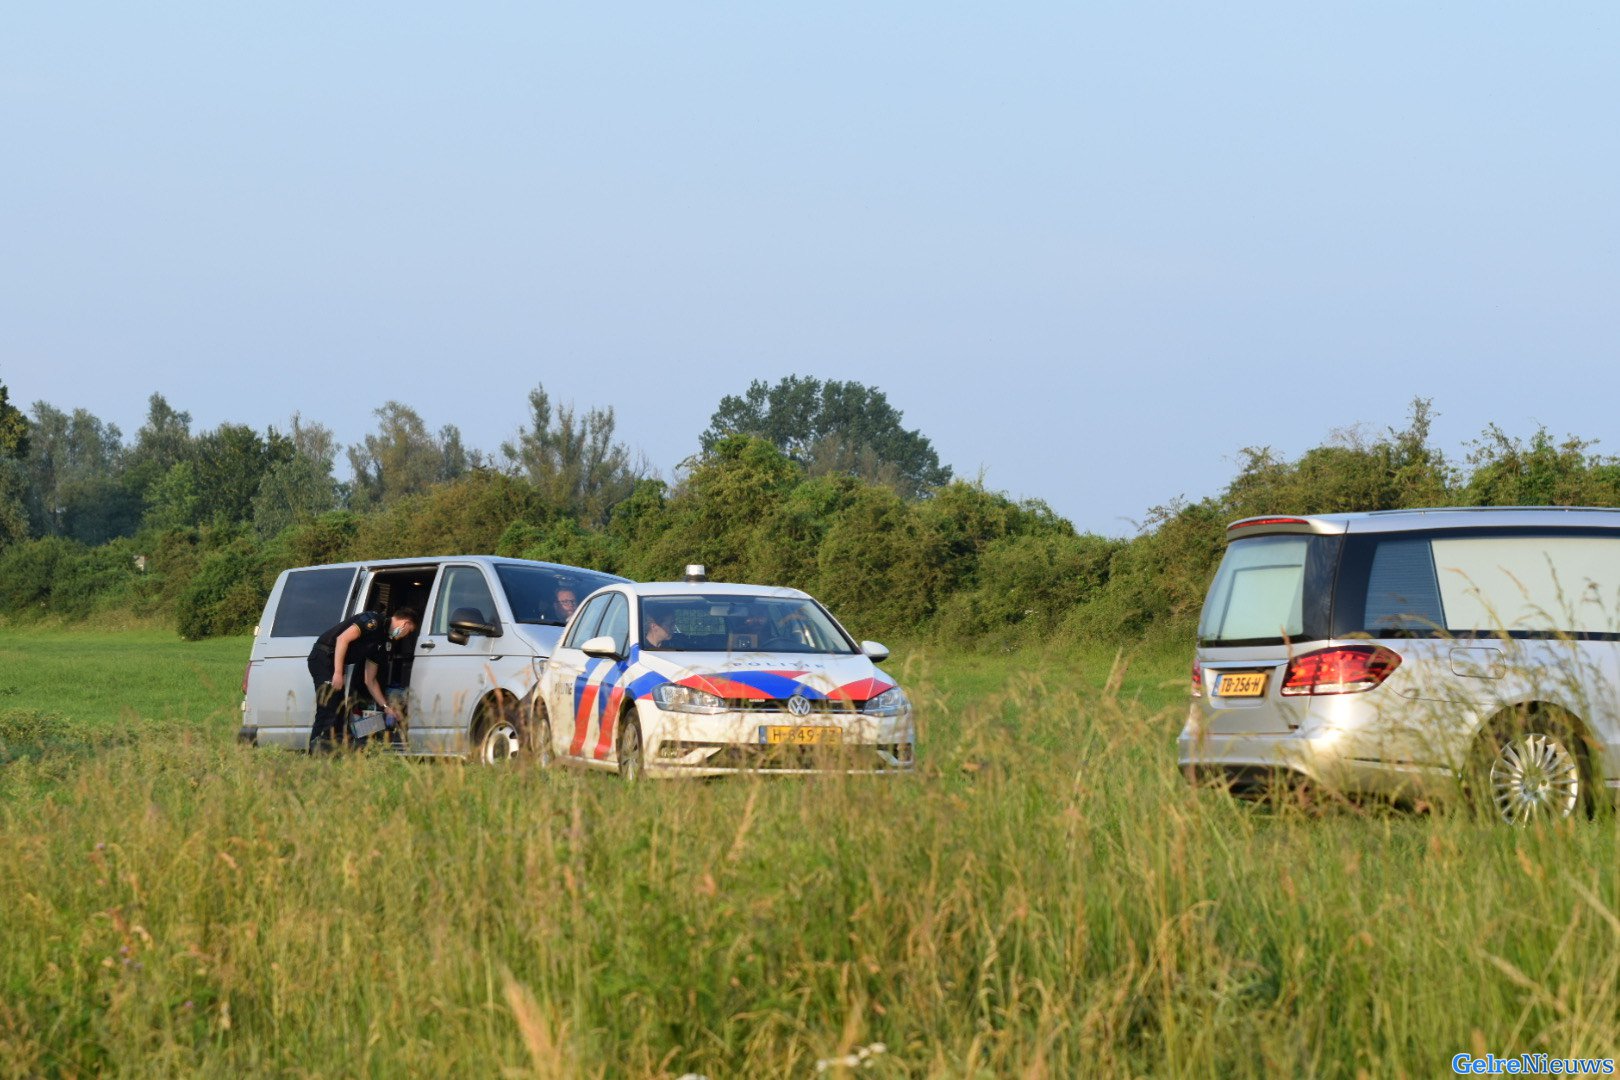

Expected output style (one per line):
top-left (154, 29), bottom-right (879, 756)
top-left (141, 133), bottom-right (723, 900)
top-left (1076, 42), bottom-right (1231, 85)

top-left (618, 718), bottom-right (643, 782)
top-left (1489, 731), bottom-right (1580, 825)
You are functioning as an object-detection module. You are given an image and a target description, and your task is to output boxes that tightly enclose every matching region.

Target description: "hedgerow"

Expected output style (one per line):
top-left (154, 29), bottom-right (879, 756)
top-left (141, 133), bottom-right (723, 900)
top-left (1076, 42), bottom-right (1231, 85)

top-left (6, 401), bottom-right (1620, 646)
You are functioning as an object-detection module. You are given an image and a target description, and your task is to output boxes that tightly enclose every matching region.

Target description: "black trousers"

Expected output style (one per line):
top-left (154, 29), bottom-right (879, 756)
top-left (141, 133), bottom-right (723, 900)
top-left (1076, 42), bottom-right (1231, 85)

top-left (307, 653), bottom-right (352, 750)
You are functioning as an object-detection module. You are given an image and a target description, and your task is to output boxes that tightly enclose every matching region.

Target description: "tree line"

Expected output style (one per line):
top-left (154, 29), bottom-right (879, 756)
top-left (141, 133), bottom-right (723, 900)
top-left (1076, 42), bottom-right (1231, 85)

top-left (2, 379), bottom-right (1618, 647)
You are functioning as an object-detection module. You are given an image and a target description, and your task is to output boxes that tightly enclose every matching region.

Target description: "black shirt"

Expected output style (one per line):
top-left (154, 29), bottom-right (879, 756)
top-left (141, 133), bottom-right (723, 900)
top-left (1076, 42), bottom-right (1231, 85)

top-left (311, 612), bottom-right (388, 666)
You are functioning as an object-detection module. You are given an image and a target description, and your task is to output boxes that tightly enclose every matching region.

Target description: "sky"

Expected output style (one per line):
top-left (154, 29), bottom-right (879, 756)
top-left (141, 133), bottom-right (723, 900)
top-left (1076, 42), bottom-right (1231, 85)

top-left (4, 2), bottom-right (1617, 536)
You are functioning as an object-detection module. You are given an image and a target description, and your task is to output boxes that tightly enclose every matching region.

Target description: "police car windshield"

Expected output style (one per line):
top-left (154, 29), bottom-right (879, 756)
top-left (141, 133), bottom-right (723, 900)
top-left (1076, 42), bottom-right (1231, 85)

top-left (640, 594), bottom-right (858, 654)
top-left (495, 565), bottom-right (622, 626)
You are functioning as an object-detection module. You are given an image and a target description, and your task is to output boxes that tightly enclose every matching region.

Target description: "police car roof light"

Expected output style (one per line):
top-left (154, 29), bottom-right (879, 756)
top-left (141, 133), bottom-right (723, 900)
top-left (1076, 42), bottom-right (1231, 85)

top-left (684, 564), bottom-right (708, 582)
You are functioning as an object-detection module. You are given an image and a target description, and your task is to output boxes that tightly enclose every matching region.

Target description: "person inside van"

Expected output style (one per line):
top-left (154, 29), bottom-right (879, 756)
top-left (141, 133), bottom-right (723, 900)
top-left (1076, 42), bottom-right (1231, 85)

top-left (553, 588), bottom-right (579, 625)
top-left (307, 607), bottom-right (419, 751)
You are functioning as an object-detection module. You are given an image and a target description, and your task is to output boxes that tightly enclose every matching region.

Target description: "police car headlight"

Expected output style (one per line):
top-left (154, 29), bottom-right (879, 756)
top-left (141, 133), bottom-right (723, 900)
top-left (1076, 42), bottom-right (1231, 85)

top-left (862, 687), bottom-right (909, 717)
top-left (653, 684), bottom-right (727, 714)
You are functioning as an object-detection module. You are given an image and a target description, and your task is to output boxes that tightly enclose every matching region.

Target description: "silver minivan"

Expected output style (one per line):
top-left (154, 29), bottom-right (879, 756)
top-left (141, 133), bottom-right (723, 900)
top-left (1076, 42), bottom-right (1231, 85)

top-left (1180, 508), bottom-right (1620, 823)
top-left (240, 556), bottom-right (627, 761)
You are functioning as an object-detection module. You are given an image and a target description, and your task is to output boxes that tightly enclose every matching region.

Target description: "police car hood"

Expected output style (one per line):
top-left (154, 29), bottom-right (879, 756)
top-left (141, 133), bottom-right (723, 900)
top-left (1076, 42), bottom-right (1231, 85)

top-left (639, 650), bottom-right (896, 703)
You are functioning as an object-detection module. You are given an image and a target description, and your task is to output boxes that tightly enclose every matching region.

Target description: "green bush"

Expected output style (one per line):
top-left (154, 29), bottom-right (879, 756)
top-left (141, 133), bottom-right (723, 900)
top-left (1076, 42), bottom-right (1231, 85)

top-left (934, 531), bottom-right (1120, 642)
top-left (175, 539), bottom-right (272, 640)
top-left (351, 471), bottom-right (544, 560)
top-left (0, 537), bottom-right (82, 614)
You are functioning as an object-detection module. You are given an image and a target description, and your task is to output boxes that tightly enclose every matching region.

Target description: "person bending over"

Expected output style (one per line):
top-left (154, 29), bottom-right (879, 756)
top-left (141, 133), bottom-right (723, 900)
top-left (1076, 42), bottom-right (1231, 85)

top-left (306, 607), bottom-right (419, 751)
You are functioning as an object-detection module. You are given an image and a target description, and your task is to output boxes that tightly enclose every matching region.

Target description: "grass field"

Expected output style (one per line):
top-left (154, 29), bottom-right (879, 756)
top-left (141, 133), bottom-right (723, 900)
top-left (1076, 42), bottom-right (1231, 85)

top-left (2, 630), bottom-right (1618, 1077)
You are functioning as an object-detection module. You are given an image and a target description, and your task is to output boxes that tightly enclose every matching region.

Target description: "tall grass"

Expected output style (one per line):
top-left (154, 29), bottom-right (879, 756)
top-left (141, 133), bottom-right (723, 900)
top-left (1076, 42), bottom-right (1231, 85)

top-left (0, 635), bottom-right (1617, 1076)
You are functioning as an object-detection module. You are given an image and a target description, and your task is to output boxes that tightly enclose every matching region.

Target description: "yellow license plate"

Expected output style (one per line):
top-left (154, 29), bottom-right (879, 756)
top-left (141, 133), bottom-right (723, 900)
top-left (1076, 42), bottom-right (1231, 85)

top-left (762, 726), bottom-right (843, 746)
top-left (1215, 672), bottom-right (1268, 698)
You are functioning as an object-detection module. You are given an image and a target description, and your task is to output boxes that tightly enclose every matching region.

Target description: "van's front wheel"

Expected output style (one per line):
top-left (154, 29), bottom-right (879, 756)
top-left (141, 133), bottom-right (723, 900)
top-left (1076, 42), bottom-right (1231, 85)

top-left (1470, 709), bottom-right (1585, 825)
top-left (473, 699), bottom-right (525, 765)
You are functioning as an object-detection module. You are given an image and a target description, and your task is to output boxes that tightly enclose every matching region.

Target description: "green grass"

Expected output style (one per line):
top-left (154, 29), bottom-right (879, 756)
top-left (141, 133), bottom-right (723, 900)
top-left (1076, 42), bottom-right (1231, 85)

top-left (1, 630), bottom-right (1617, 1076)
top-left (0, 627), bottom-right (246, 731)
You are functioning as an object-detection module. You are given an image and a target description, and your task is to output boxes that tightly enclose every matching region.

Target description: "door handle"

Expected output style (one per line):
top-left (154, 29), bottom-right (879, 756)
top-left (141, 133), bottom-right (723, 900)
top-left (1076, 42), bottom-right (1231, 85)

top-left (419, 642), bottom-right (436, 651)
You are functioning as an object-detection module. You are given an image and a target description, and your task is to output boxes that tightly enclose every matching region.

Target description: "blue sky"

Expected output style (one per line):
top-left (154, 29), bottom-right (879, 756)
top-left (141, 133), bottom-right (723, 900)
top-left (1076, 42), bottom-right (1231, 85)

top-left (4, 3), bottom-right (1617, 534)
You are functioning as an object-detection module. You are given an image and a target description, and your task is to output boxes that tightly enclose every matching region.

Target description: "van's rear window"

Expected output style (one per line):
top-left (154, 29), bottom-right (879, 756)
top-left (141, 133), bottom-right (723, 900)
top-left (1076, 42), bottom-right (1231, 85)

top-left (270, 568), bottom-right (356, 637)
top-left (1199, 534), bottom-right (1339, 646)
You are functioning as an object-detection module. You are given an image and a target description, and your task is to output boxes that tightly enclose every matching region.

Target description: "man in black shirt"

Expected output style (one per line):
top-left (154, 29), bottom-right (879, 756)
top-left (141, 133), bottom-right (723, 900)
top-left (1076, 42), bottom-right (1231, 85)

top-left (307, 607), bottom-right (419, 751)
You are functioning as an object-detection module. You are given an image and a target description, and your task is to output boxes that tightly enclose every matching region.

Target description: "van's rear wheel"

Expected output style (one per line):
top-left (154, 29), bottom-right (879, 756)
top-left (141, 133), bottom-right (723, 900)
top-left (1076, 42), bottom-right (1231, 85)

top-left (474, 700), bottom-right (525, 765)
top-left (617, 712), bottom-right (644, 782)
top-left (1470, 709), bottom-right (1585, 825)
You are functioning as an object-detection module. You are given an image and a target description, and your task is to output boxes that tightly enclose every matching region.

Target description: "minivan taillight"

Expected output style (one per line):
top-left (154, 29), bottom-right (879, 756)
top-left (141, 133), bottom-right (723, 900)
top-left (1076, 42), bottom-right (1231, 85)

top-left (1280, 645), bottom-right (1401, 696)
top-left (1190, 660), bottom-right (1204, 697)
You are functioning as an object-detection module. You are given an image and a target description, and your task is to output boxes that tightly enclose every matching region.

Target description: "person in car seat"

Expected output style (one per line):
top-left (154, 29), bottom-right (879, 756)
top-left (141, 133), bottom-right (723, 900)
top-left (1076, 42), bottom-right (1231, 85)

top-left (644, 607), bottom-right (683, 649)
top-left (307, 607), bottom-right (419, 751)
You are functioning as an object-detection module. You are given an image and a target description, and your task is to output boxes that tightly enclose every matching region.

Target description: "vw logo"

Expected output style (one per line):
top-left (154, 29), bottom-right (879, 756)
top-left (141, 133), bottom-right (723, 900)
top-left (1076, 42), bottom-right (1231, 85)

top-left (787, 695), bottom-right (812, 717)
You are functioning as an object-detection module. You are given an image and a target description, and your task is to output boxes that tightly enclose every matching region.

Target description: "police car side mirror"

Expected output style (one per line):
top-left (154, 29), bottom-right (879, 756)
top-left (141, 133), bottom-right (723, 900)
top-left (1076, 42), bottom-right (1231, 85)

top-left (861, 640), bottom-right (890, 662)
top-left (581, 635), bottom-right (623, 661)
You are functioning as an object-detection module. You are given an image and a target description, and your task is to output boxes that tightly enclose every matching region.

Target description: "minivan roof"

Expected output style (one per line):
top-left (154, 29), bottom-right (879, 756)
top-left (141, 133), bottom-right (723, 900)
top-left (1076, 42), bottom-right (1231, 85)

top-left (1227, 507), bottom-right (1620, 538)
top-left (289, 555), bottom-right (631, 578)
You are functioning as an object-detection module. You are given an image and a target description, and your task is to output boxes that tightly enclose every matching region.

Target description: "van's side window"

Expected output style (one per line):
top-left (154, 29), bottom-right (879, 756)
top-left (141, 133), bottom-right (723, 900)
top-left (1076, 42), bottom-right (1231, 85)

top-left (431, 567), bottom-right (499, 635)
top-left (271, 568), bottom-right (357, 637)
top-left (1338, 531), bottom-right (1620, 638)
top-left (1362, 538), bottom-right (1445, 633)
top-left (1432, 535), bottom-right (1620, 635)
top-left (562, 594), bottom-right (612, 649)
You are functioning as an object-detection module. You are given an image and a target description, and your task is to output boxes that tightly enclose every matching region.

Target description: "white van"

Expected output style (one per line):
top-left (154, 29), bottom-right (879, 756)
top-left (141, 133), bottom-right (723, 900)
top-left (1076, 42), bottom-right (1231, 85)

top-left (1180, 508), bottom-right (1620, 823)
top-left (240, 556), bottom-right (627, 761)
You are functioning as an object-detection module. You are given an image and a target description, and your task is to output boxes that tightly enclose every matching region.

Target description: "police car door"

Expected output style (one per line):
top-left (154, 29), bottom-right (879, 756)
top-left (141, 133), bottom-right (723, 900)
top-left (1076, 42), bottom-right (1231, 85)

top-left (412, 564), bottom-right (504, 755)
top-left (547, 592), bottom-right (612, 760)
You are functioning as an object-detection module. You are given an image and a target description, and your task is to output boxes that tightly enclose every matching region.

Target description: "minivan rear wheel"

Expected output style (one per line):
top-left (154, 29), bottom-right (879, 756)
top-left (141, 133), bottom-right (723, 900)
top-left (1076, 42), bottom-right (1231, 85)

top-left (1470, 709), bottom-right (1586, 825)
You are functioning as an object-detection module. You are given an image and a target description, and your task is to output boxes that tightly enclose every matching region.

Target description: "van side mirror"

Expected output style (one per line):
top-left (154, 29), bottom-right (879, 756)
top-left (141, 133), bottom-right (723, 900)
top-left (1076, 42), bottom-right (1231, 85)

top-left (581, 635), bottom-right (623, 661)
top-left (448, 607), bottom-right (502, 646)
top-left (861, 640), bottom-right (890, 662)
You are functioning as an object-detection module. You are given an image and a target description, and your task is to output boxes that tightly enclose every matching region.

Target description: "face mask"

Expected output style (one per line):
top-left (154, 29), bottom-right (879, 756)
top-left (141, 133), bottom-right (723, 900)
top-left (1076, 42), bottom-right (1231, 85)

top-left (389, 624), bottom-right (410, 640)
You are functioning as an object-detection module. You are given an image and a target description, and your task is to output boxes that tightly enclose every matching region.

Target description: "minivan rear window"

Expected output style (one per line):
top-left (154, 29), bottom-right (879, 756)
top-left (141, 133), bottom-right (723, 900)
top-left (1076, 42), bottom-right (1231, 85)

top-left (1198, 535), bottom-right (1339, 646)
top-left (270, 567), bottom-right (356, 638)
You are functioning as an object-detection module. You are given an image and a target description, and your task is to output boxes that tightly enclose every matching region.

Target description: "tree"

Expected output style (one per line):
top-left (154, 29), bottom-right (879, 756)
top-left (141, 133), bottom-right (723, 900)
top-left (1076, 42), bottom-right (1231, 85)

top-left (144, 461), bottom-right (203, 531)
top-left (190, 423), bottom-right (296, 527)
top-left (700, 376), bottom-right (951, 497)
top-left (22, 402), bottom-right (139, 544)
top-left (252, 416), bottom-right (341, 538)
top-left (501, 383), bottom-right (641, 524)
top-left (347, 403), bottom-right (469, 510)
top-left (0, 378), bottom-right (26, 460)
top-left (124, 393), bottom-right (194, 502)
top-left (0, 376), bottom-right (28, 546)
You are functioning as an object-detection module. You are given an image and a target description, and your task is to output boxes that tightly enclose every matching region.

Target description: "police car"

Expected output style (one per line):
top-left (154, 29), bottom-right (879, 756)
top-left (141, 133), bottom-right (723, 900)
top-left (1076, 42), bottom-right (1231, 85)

top-left (526, 568), bottom-right (915, 778)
